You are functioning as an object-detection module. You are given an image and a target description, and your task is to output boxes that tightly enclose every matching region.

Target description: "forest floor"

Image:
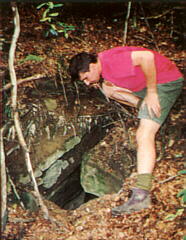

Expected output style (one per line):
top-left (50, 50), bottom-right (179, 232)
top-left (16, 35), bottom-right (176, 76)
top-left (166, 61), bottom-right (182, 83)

top-left (1, 2), bottom-right (185, 240)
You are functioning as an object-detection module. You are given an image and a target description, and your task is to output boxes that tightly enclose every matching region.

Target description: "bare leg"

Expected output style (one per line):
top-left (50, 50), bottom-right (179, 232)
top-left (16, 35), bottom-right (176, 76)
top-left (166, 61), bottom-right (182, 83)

top-left (112, 118), bottom-right (161, 215)
top-left (136, 119), bottom-right (161, 174)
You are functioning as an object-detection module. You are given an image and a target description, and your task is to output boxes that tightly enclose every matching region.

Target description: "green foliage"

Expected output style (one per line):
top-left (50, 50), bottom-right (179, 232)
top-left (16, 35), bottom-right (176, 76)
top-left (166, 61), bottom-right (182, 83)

top-left (165, 170), bottom-right (185, 222)
top-left (37, 2), bottom-right (75, 38)
top-left (19, 54), bottom-right (44, 63)
top-left (4, 104), bottom-right (11, 119)
top-left (178, 169), bottom-right (186, 175)
top-left (165, 208), bottom-right (184, 221)
top-left (178, 170), bottom-right (186, 205)
top-left (177, 188), bottom-right (186, 204)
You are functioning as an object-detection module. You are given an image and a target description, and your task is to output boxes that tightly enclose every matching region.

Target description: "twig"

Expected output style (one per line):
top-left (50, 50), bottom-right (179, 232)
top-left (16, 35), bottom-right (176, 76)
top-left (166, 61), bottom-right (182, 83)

top-left (98, 85), bottom-right (133, 118)
top-left (123, 1), bottom-right (132, 45)
top-left (98, 85), bottom-right (132, 140)
top-left (159, 175), bottom-right (179, 184)
top-left (133, 35), bottom-right (154, 43)
top-left (140, 9), bottom-right (173, 20)
top-left (170, 11), bottom-right (174, 38)
top-left (139, 7), bottom-right (184, 20)
top-left (139, 3), bottom-right (159, 51)
top-left (6, 168), bottom-right (25, 209)
top-left (9, 2), bottom-right (49, 220)
top-left (116, 111), bottom-right (127, 134)
top-left (1, 74), bottom-right (46, 92)
top-left (0, 126), bottom-right (7, 232)
top-left (9, 218), bottom-right (35, 223)
top-left (74, 81), bottom-right (81, 105)
top-left (111, 101), bottom-right (133, 118)
top-left (58, 63), bottom-right (68, 106)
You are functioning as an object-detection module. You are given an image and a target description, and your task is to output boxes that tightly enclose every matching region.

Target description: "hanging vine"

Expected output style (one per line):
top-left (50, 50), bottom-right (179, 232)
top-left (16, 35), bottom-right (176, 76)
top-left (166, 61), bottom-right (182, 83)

top-left (8, 2), bottom-right (50, 220)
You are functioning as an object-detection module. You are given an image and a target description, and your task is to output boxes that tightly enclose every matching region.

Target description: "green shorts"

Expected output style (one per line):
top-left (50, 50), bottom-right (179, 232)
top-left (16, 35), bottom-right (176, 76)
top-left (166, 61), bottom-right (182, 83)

top-left (134, 78), bottom-right (184, 125)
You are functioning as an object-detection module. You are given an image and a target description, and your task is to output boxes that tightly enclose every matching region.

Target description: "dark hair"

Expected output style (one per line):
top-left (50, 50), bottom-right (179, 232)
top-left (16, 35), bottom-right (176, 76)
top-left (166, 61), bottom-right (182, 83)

top-left (69, 52), bottom-right (97, 81)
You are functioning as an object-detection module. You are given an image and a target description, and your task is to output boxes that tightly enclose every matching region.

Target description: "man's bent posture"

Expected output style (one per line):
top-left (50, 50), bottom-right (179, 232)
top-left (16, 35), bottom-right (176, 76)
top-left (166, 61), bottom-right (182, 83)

top-left (69, 46), bottom-right (183, 215)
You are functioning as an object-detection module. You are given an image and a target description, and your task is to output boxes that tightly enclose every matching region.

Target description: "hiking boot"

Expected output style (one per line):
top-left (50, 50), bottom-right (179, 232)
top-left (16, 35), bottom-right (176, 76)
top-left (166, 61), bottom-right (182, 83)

top-left (111, 188), bottom-right (151, 216)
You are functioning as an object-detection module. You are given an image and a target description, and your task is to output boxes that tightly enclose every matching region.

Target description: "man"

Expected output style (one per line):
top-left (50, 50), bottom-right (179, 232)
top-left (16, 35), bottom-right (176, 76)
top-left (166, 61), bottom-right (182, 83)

top-left (69, 46), bottom-right (183, 215)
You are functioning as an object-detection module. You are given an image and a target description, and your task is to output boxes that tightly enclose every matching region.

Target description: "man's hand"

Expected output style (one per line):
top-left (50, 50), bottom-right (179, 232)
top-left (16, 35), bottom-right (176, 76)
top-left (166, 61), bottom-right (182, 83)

top-left (89, 83), bottom-right (100, 89)
top-left (131, 51), bottom-right (161, 117)
top-left (142, 92), bottom-right (161, 118)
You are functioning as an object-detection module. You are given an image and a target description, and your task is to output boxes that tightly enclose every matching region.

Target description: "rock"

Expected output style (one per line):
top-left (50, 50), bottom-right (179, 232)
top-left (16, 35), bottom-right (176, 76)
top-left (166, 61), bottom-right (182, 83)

top-left (80, 122), bottom-right (136, 197)
top-left (20, 192), bottom-right (39, 212)
top-left (81, 153), bottom-right (122, 196)
top-left (19, 136), bottom-right (81, 186)
top-left (44, 98), bottom-right (58, 111)
top-left (6, 83), bottom-right (137, 209)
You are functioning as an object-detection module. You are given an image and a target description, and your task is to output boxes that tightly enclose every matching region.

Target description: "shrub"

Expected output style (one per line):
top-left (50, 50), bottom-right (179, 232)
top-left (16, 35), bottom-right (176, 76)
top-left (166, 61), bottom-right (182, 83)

top-left (37, 2), bottom-right (75, 38)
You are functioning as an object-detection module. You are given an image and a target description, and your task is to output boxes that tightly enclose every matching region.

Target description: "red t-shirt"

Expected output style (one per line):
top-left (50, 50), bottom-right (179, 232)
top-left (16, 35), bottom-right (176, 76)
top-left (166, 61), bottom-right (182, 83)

top-left (98, 46), bottom-right (182, 92)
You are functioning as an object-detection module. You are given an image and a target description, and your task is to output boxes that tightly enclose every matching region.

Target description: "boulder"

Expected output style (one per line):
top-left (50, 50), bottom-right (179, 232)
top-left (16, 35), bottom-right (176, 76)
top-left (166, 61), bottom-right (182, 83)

top-left (5, 81), bottom-right (137, 209)
top-left (81, 122), bottom-right (136, 197)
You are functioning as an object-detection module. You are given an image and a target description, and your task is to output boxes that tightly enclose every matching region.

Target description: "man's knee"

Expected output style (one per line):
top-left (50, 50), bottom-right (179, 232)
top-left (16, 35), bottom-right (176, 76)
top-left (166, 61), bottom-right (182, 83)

top-left (136, 119), bottom-right (160, 143)
top-left (136, 127), bottom-right (151, 144)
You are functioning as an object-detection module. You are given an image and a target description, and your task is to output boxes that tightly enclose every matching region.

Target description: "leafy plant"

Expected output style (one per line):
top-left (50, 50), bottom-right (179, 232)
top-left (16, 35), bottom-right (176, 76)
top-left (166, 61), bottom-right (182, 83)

top-left (165, 208), bottom-right (184, 221)
top-left (165, 170), bottom-right (186, 221)
top-left (177, 170), bottom-right (186, 205)
top-left (19, 54), bottom-right (44, 63)
top-left (4, 97), bottom-right (11, 120)
top-left (37, 2), bottom-right (75, 38)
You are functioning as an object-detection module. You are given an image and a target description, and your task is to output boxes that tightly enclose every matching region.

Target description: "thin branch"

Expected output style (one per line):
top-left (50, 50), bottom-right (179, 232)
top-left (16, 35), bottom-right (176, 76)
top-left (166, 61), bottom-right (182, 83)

top-left (140, 9), bottom-right (172, 20)
top-left (6, 168), bottom-right (25, 209)
top-left (74, 81), bottom-right (81, 105)
top-left (9, 2), bottom-right (49, 220)
top-left (9, 2), bottom-right (20, 110)
top-left (58, 63), bottom-right (68, 106)
top-left (139, 3), bottom-right (159, 51)
top-left (139, 7), bottom-right (183, 20)
top-left (1, 74), bottom-right (46, 92)
top-left (98, 85), bottom-right (133, 117)
top-left (159, 174), bottom-right (179, 184)
top-left (123, 1), bottom-right (132, 45)
top-left (9, 218), bottom-right (35, 223)
top-left (170, 11), bottom-right (174, 38)
top-left (98, 85), bottom-right (132, 141)
top-left (0, 126), bottom-right (7, 232)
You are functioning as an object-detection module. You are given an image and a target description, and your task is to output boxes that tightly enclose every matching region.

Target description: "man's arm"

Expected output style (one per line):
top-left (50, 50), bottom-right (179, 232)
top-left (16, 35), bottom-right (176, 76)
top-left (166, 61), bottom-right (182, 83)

top-left (131, 51), bottom-right (161, 117)
top-left (101, 80), bottom-right (140, 108)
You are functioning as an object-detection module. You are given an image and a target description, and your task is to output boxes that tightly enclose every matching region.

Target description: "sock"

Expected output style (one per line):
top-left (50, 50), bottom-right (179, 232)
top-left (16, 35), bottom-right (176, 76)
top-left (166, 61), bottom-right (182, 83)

top-left (135, 173), bottom-right (153, 191)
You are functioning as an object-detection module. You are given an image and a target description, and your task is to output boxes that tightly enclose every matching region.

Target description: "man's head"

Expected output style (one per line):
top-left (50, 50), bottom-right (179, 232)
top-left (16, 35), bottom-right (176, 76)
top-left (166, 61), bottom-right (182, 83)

top-left (69, 52), bottom-right (102, 86)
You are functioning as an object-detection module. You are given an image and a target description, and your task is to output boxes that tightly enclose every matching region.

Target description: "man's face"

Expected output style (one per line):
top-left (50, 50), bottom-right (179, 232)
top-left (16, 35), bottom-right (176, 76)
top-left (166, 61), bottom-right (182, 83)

top-left (79, 63), bottom-right (101, 87)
